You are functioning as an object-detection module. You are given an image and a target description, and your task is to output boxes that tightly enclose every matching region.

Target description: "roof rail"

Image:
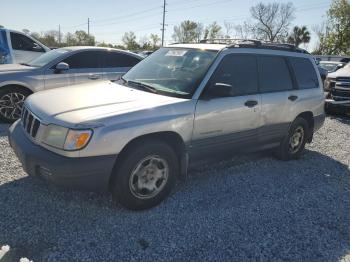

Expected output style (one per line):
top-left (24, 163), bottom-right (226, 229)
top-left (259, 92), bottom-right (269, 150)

top-left (200, 38), bottom-right (262, 46)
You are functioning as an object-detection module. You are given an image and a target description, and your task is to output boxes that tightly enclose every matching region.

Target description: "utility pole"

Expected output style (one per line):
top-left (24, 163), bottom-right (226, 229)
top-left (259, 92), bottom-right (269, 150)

top-left (58, 24), bottom-right (61, 45)
top-left (161, 0), bottom-right (167, 46)
top-left (88, 18), bottom-right (90, 36)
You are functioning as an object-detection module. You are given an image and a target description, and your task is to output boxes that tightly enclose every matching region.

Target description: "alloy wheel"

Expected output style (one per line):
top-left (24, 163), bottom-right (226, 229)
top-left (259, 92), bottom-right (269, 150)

top-left (129, 155), bottom-right (169, 199)
top-left (0, 92), bottom-right (26, 121)
top-left (289, 126), bottom-right (304, 154)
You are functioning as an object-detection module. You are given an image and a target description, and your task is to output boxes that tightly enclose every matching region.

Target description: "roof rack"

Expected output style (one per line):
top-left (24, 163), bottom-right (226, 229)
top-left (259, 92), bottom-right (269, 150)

top-left (199, 38), bottom-right (309, 54)
top-left (200, 38), bottom-right (262, 46)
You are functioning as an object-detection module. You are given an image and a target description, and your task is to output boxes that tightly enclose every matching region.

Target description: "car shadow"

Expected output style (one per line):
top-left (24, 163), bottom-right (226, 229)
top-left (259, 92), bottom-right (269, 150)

top-left (0, 149), bottom-right (350, 261)
top-left (327, 112), bottom-right (350, 125)
top-left (0, 124), bottom-right (9, 137)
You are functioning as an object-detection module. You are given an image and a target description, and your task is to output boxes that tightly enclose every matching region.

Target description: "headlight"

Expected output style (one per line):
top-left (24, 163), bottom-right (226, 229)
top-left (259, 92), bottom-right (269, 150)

top-left (42, 124), bottom-right (92, 151)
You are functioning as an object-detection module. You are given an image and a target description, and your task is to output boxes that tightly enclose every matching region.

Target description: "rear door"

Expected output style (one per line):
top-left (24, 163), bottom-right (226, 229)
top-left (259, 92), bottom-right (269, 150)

top-left (288, 56), bottom-right (324, 117)
top-left (192, 54), bottom-right (262, 155)
top-left (102, 51), bottom-right (141, 81)
top-left (9, 32), bottom-right (46, 63)
top-left (258, 55), bottom-right (298, 145)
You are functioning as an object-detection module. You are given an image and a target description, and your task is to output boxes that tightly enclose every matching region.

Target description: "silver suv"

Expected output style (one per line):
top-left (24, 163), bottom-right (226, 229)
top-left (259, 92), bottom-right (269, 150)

top-left (9, 40), bottom-right (325, 210)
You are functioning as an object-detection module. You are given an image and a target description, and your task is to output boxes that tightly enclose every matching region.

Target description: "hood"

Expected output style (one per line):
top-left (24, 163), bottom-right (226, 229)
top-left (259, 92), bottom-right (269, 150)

top-left (26, 81), bottom-right (188, 125)
top-left (0, 63), bottom-right (36, 73)
top-left (328, 66), bottom-right (350, 78)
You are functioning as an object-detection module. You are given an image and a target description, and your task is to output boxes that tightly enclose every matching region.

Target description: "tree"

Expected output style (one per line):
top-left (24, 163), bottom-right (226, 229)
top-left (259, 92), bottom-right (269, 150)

top-left (74, 30), bottom-right (95, 46)
top-left (287, 26), bottom-right (311, 47)
top-left (172, 20), bottom-right (203, 43)
top-left (122, 31), bottom-right (140, 50)
top-left (0, 25), bottom-right (4, 29)
top-left (150, 34), bottom-right (161, 50)
top-left (224, 21), bottom-right (234, 38)
top-left (139, 36), bottom-right (152, 50)
top-left (250, 2), bottom-right (295, 42)
top-left (316, 0), bottom-right (350, 55)
top-left (204, 22), bottom-right (223, 39)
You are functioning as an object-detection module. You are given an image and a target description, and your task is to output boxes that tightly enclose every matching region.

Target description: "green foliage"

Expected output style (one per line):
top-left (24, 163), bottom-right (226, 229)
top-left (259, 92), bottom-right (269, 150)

top-left (204, 22), bottom-right (222, 39)
top-left (287, 26), bottom-right (311, 47)
top-left (319, 0), bottom-right (350, 55)
top-left (30, 30), bottom-right (94, 48)
top-left (122, 31), bottom-right (140, 51)
top-left (172, 20), bottom-right (204, 43)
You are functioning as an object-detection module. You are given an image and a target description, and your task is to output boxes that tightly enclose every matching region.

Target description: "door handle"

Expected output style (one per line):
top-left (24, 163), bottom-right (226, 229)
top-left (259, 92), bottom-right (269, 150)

top-left (88, 74), bottom-right (100, 80)
top-left (244, 100), bottom-right (258, 108)
top-left (288, 95), bottom-right (298, 101)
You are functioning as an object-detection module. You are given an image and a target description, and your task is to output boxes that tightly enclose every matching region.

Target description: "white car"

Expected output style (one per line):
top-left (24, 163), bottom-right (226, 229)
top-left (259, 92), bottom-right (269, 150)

top-left (0, 28), bottom-right (50, 64)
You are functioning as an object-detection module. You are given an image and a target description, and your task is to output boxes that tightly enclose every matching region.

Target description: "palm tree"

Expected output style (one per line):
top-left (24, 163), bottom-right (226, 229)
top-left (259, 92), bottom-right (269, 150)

top-left (287, 26), bottom-right (311, 47)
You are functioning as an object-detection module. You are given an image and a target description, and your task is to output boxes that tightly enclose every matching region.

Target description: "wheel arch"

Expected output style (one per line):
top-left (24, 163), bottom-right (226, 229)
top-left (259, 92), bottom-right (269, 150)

top-left (109, 131), bottom-right (188, 189)
top-left (295, 111), bottom-right (314, 143)
top-left (0, 83), bottom-right (34, 94)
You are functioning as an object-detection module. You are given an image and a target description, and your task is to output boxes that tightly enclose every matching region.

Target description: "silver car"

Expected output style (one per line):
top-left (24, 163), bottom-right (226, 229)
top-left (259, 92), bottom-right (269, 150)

top-left (0, 46), bottom-right (142, 122)
top-left (9, 40), bottom-right (325, 210)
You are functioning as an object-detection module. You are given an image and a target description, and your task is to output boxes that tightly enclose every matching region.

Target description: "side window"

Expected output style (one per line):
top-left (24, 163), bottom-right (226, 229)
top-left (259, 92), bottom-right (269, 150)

top-left (10, 32), bottom-right (44, 52)
top-left (289, 57), bottom-right (319, 89)
top-left (209, 54), bottom-right (258, 96)
top-left (258, 56), bottom-right (294, 93)
top-left (62, 51), bottom-right (102, 69)
top-left (103, 52), bottom-right (141, 68)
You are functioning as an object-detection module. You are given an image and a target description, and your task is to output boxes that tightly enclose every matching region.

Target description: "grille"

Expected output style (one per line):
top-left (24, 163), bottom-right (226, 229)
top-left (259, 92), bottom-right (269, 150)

top-left (21, 107), bottom-right (41, 139)
top-left (331, 77), bottom-right (350, 101)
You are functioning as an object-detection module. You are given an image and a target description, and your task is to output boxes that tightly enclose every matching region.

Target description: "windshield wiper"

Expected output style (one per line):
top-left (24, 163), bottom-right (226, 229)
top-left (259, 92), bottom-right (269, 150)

top-left (20, 63), bottom-right (31, 67)
top-left (126, 80), bottom-right (158, 94)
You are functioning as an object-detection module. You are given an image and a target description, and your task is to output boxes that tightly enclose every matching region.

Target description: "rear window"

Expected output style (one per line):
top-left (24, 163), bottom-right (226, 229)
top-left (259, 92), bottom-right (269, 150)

top-left (289, 57), bottom-right (319, 89)
top-left (103, 52), bottom-right (141, 68)
top-left (258, 56), bottom-right (294, 93)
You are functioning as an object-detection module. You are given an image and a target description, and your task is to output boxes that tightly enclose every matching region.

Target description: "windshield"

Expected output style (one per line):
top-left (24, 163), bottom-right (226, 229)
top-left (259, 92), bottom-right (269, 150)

top-left (122, 47), bottom-right (218, 98)
top-left (26, 48), bottom-right (69, 67)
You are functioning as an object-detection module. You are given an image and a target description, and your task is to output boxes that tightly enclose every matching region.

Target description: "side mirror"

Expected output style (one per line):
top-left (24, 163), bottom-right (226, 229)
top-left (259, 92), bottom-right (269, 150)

top-left (204, 82), bottom-right (234, 99)
top-left (55, 62), bottom-right (69, 73)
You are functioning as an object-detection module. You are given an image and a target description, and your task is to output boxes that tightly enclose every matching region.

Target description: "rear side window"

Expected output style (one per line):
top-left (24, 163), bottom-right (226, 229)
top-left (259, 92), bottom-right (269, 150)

top-left (210, 54), bottom-right (258, 96)
top-left (289, 57), bottom-right (319, 89)
top-left (258, 56), bottom-right (293, 93)
top-left (62, 51), bottom-right (103, 69)
top-left (10, 32), bottom-right (44, 52)
top-left (103, 52), bottom-right (141, 68)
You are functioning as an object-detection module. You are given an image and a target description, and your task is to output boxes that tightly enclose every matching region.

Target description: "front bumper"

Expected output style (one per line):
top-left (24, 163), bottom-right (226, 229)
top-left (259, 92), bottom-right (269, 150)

top-left (8, 121), bottom-right (116, 191)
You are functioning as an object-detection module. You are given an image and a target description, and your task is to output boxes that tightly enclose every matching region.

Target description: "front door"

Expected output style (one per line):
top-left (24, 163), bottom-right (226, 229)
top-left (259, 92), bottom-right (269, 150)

top-left (44, 50), bottom-right (104, 89)
top-left (192, 54), bottom-right (262, 155)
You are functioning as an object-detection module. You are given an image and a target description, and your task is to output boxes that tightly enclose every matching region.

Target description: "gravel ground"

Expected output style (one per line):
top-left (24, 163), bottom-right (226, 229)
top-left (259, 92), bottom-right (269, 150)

top-left (0, 115), bottom-right (350, 262)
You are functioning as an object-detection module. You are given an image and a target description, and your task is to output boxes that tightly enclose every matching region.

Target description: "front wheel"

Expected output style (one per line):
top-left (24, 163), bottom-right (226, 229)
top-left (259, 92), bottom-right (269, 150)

top-left (275, 117), bottom-right (309, 161)
top-left (111, 140), bottom-right (179, 210)
top-left (0, 87), bottom-right (31, 123)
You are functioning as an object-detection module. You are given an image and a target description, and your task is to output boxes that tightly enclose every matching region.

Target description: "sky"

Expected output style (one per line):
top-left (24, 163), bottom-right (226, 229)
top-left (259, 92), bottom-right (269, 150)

top-left (0, 0), bottom-right (332, 50)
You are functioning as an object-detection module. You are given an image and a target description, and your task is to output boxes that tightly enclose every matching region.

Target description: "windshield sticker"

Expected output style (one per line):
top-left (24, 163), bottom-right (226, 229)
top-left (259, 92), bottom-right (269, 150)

top-left (165, 50), bottom-right (188, 57)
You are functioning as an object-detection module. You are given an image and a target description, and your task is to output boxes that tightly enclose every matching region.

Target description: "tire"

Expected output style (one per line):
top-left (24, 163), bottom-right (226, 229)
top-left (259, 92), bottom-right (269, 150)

top-left (275, 117), bottom-right (309, 161)
top-left (0, 86), bottom-right (31, 123)
top-left (111, 140), bottom-right (179, 210)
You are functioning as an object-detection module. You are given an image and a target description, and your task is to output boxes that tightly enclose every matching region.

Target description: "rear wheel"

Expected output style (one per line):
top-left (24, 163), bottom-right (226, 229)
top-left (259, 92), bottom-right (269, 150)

top-left (0, 87), bottom-right (31, 123)
top-left (275, 117), bottom-right (309, 161)
top-left (111, 140), bottom-right (179, 210)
